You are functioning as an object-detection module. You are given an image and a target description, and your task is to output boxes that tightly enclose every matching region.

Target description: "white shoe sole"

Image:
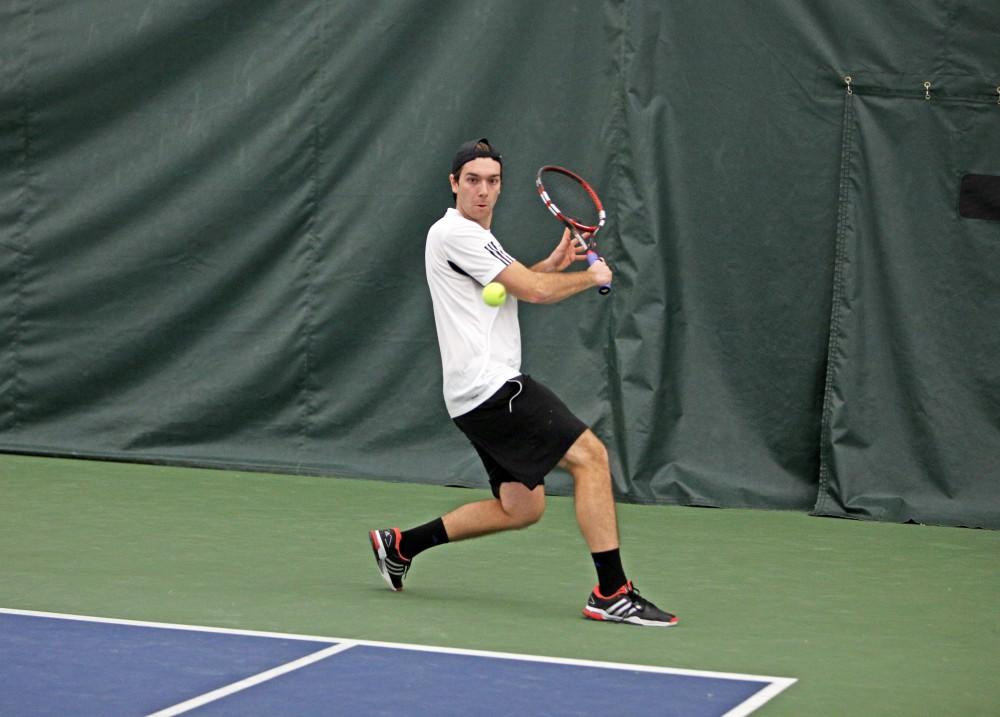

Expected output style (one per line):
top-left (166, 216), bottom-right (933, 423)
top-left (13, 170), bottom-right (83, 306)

top-left (369, 530), bottom-right (402, 592)
top-left (582, 606), bottom-right (677, 627)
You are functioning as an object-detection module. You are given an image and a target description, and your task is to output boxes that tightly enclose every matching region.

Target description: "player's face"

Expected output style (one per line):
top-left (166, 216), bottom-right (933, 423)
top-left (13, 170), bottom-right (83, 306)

top-left (450, 157), bottom-right (502, 229)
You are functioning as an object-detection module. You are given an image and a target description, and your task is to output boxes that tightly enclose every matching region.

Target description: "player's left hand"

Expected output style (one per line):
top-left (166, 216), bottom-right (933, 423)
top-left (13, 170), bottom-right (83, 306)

top-left (546, 228), bottom-right (589, 272)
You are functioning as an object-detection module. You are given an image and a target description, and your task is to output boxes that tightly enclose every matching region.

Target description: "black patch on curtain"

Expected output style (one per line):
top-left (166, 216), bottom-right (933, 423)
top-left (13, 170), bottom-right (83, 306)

top-left (959, 174), bottom-right (1000, 221)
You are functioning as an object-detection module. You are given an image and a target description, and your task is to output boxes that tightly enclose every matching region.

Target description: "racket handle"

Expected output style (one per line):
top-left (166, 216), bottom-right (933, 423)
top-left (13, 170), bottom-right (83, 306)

top-left (586, 250), bottom-right (611, 295)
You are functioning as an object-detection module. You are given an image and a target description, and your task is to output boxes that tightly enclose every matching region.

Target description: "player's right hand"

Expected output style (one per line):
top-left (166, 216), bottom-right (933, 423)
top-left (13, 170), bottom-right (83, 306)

top-left (587, 257), bottom-right (612, 287)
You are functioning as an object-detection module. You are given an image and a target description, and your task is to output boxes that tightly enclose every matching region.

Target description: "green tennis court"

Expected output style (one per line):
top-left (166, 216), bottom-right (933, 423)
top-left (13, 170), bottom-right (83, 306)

top-left (2, 453), bottom-right (997, 715)
top-left (2, 5), bottom-right (998, 713)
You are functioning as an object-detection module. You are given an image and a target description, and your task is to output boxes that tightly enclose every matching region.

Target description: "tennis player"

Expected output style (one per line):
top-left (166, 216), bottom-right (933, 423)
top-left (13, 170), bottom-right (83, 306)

top-left (370, 139), bottom-right (677, 627)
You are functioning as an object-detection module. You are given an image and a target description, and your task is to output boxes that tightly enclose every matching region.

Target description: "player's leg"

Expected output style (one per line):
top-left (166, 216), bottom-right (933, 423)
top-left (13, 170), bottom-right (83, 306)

top-left (560, 430), bottom-right (679, 627)
top-left (369, 485), bottom-right (543, 591)
top-left (442, 482), bottom-right (545, 540)
top-left (370, 447), bottom-right (544, 592)
top-left (559, 429), bottom-right (619, 553)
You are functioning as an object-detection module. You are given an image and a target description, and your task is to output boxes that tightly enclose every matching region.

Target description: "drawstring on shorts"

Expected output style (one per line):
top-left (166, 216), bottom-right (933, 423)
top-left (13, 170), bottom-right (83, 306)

top-left (507, 379), bottom-right (523, 413)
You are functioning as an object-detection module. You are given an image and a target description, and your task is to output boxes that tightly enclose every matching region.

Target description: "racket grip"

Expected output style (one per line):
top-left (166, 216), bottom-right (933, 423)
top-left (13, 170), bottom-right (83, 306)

top-left (586, 250), bottom-right (611, 295)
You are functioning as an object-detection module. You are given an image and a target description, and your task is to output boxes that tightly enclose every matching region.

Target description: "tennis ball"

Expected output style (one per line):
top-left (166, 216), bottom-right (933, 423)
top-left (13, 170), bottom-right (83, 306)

top-left (482, 282), bottom-right (507, 307)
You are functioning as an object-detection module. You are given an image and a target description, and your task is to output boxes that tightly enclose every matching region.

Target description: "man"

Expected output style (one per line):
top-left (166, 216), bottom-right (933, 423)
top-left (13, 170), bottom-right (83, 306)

top-left (369, 138), bottom-right (677, 627)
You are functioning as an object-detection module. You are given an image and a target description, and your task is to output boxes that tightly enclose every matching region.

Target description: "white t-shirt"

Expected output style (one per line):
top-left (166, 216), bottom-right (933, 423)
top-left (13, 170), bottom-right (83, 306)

top-left (425, 208), bottom-right (522, 417)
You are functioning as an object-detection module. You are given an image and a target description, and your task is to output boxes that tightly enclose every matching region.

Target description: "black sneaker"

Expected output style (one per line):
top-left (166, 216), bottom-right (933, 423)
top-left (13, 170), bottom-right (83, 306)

top-left (582, 581), bottom-right (678, 627)
top-left (369, 528), bottom-right (411, 592)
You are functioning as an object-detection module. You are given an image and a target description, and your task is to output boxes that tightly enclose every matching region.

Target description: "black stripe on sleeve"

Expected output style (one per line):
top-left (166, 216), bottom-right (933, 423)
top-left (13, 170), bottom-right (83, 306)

top-left (485, 241), bottom-right (514, 266)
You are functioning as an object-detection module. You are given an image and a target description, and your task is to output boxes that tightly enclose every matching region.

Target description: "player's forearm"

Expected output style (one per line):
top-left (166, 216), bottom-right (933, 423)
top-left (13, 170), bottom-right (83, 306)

top-left (529, 256), bottom-right (558, 273)
top-left (520, 269), bottom-right (597, 304)
top-left (496, 258), bottom-right (606, 304)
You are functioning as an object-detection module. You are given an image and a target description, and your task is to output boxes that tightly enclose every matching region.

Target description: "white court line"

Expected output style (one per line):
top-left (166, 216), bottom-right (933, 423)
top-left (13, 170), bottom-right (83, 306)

top-left (721, 679), bottom-right (798, 717)
top-left (0, 607), bottom-right (339, 644)
top-left (144, 642), bottom-right (357, 717)
top-left (1, 607), bottom-right (796, 712)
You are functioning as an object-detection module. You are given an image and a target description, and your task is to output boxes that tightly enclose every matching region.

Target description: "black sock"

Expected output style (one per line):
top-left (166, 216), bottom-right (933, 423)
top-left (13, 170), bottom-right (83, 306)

top-left (591, 549), bottom-right (628, 596)
top-left (399, 518), bottom-right (449, 560)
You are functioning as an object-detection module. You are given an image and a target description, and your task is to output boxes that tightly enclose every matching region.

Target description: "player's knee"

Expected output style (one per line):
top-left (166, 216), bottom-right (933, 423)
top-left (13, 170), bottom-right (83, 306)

top-left (508, 499), bottom-right (545, 528)
top-left (564, 430), bottom-right (609, 473)
top-left (499, 485), bottom-right (546, 528)
top-left (588, 436), bottom-right (610, 470)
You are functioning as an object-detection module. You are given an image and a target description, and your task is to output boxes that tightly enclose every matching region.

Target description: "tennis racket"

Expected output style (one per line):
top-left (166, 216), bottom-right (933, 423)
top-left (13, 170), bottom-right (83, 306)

top-left (535, 165), bottom-right (610, 295)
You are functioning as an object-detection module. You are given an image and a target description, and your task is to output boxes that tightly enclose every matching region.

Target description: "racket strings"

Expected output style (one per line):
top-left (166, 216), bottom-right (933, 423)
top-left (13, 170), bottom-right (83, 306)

top-left (540, 171), bottom-right (600, 229)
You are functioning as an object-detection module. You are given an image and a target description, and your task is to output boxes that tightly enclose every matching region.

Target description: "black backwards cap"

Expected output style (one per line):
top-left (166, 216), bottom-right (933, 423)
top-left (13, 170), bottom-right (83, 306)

top-left (451, 137), bottom-right (503, 177)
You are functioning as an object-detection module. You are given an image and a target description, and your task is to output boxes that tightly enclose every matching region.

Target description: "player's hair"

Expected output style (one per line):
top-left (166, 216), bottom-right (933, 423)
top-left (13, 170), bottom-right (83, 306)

top-left (450, 138), bottom-right (503, 199)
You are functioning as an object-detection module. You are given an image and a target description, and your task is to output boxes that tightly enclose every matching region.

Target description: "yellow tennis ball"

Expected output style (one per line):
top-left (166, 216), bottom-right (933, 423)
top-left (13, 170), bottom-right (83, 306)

top-left (482, 282), bottom-right (507, 307)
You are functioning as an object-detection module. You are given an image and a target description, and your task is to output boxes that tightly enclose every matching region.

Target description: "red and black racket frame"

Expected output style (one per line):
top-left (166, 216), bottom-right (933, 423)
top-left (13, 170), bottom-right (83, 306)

top-left (535, 165), bottom-right (611, 294)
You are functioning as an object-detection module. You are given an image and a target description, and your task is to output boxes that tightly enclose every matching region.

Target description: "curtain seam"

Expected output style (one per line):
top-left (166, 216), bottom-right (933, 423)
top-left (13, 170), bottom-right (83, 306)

top-left (814, 83), bottom-right (855, 515)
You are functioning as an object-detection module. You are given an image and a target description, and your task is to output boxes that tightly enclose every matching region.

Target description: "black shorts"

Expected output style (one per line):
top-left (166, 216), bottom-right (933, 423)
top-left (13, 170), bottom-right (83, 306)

top-left (453, 374), bottom-right (588, 498)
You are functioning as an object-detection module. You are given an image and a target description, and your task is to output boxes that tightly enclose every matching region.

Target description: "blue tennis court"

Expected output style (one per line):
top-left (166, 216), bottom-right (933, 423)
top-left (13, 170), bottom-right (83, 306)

top-left (1, 609), bottom-right (794, 716)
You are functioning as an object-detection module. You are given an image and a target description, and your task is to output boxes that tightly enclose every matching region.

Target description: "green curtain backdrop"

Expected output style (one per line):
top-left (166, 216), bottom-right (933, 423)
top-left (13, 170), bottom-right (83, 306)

top-left (815, 77), bottom-right (1000, 527)
top-left (2, 1), bottom-right (998, 527)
